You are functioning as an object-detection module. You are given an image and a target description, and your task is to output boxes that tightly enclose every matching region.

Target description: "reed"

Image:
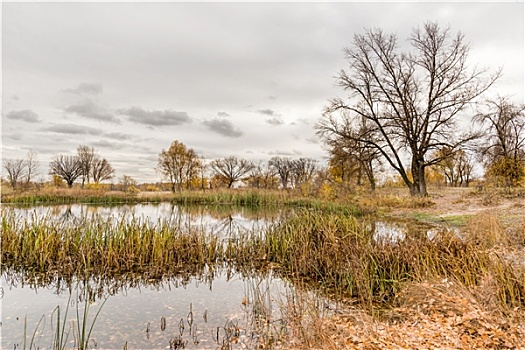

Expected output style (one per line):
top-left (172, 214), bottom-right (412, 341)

top-left (232, 210), bottom-right (525, 309)
top-left (3, 207), bottom-right (522, 312)
top-left (1, 211), bottom-right (223, 281)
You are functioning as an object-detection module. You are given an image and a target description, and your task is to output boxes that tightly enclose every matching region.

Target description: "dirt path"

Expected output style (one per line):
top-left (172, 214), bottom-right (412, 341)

top-left (386, 187), bottom-right (524, 230)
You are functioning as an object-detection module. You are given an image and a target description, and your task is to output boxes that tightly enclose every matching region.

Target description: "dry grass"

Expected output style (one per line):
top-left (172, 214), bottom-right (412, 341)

top-left (463, 211), bottom-right (510, 248)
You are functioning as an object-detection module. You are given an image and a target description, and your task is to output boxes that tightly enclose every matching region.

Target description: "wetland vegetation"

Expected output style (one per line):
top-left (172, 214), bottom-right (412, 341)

top-left (2, 186), bottom-right (525, 348)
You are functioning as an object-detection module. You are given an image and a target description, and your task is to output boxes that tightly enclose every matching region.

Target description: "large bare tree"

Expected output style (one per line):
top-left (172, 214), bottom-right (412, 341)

top-left (49, 155), bottom-right (82, 188)
top-left (209, 156), bottom-right (254, 188)
top-left (318, 22), bottom-right (499, 196)
top-left (158, 140), bottom-right (202, 192)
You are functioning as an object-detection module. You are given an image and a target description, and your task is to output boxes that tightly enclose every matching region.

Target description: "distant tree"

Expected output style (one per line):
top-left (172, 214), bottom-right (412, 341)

top-left (433, 147), bottom-right (475, 187)
top-left (475, 97), bottom-right (525, 187)
top-left (319, 22), bottom-right (499, 196)
top-left (51, 174), bottom-right (65, 188)
top-left (91, 157), bottom-right (115, 184)
top-left (158, 140), bottom-right (202, 192)
top-left (77, 145), bottom-right (96, 188)
top-left (49, 155), bottom-right (82, 188)
top-left (119, 174), bottom-right (137, 193)
top-left (268, 157), bottom-right (294, 189)
top-left (25, 150), bottom-right (39, 184)
top-left (2, 158), bottom-right (26, 189)
top-left (290, 158), bottom-right (318, 188)
top-left (244, 161), bottom-right (279, 189)
top-left (317, 117), bottom-right (382, 190)
top-left (209, 156), bottom-right (254, 188)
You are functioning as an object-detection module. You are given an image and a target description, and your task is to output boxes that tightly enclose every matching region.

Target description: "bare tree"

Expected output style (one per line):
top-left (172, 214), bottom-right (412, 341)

top-left (2, 158), bottom-right (26, 189)
top-left (77, 145), bottom-right (96, 188)
top-left (290, 158), bottom-right (318, 188)
top-left (319, 22), bottom-right (499, 196)
top-left (119, 174), bottom-right (137, 192)
top-left (209, 156), bottom-right (254, 188)
top-left (475, 98), bottom-right (525, 161)
top-left (244, 161), bottom-right (279, 189)
top-left (268, 157), bottom-right (293, 189)
top-left (158, 140), bottom-right (202, 192)
top-left (91, 157), bottom-right (115, 184)
top-left (25, 150), bottom-right (39, 184)
top-left (317, 116), bottom-right (382, 190)
top-left (49, 155), bottom-right (82, 188)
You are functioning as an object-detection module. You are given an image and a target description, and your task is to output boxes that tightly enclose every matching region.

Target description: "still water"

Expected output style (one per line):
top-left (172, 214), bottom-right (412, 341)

top-left (1, 204), bottom-right (290, 349)
top-left (1, 203), bottom-right (435, 349)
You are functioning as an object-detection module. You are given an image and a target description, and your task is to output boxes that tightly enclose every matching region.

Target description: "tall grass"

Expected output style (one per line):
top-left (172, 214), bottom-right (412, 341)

top-left (229, 210), bottom-right (525, 310)
top-left (1, 211), bottom-right (223, 281)
top-left (3, 207), bottom-right (523, 312)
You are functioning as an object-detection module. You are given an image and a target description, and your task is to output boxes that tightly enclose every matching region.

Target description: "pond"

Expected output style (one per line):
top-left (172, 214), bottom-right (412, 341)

top-left (1, 203), bottom-right (437, 349)
top-left (1, 269), bottom-right (292, 349)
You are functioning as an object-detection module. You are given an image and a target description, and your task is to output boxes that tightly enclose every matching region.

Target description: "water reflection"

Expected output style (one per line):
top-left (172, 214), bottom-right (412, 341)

top-left (1, 268), bottom-right (290, 349)
top-left (4, 203), bottom-right (282, 238)
top-left (1, 203), bottom-right (445, 348)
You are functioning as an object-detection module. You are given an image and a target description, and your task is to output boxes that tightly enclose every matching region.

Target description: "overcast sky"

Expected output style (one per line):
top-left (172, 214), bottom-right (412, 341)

top-left (2, 1), bottom-right (524, 183)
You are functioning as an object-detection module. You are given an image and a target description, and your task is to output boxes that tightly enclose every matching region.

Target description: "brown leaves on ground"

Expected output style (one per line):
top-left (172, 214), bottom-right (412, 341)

top-left (307, 279), bottom-right (525, 350)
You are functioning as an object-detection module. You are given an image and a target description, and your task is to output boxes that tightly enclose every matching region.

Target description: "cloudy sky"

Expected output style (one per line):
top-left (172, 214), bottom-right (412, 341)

top-left (2, 1), bottom-right (524, 183)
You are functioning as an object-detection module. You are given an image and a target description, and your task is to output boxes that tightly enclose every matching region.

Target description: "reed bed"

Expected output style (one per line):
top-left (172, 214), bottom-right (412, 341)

top-left (228, 210), bottom-right (525, 310)
top-left (3, 207), bottom-right (523, 312)
top-left (1, 211), bottom-right (223, 281)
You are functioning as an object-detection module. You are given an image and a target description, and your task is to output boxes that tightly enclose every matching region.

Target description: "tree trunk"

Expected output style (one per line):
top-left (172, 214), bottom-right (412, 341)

top-left (418, 166), bottom-right (427, 196)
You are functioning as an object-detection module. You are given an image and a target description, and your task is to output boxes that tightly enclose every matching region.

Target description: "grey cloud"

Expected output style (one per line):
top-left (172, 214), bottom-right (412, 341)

top-left (91, 140), bottom-right (126, 150)
top-left (268, 149), bottom-right (302, 156)
top-left (257, 109), bottom-right (278, 116)
top-left (63, 83), bottom-right (103, 96)
top-left (202, 118), bottom-right (243, 138)
top-left (44, 124), bottom-right (103, 135)
top-left (105, 132), bottom-right (135, 141)
top-left (6, 109), bottom-right (41, 123)
top-left (217, 111), bottom-right (230, 117)
top-left (306, 136), bottom-right (319, 144)
top-left (118, 107), bottom-right (192, 127)
top-left (266, 117), bottom-right (284, 126)
top-left (64, 100), bottom-right (120, 124)
top-left (5, 133), bottom-right (23, 141)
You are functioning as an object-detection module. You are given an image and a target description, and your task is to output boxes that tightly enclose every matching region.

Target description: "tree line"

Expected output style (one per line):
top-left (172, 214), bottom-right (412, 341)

top-left (157, 140), bottom-right (319, 192)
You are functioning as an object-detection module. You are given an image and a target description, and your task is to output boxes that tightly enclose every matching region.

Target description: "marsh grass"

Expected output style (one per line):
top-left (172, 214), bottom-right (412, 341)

top-left (3, 205), bottom-right (523, 324)
top-left (1, 211), bottom-right (223, 281)
top-left (231, 210), bottom-right (525, 311)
